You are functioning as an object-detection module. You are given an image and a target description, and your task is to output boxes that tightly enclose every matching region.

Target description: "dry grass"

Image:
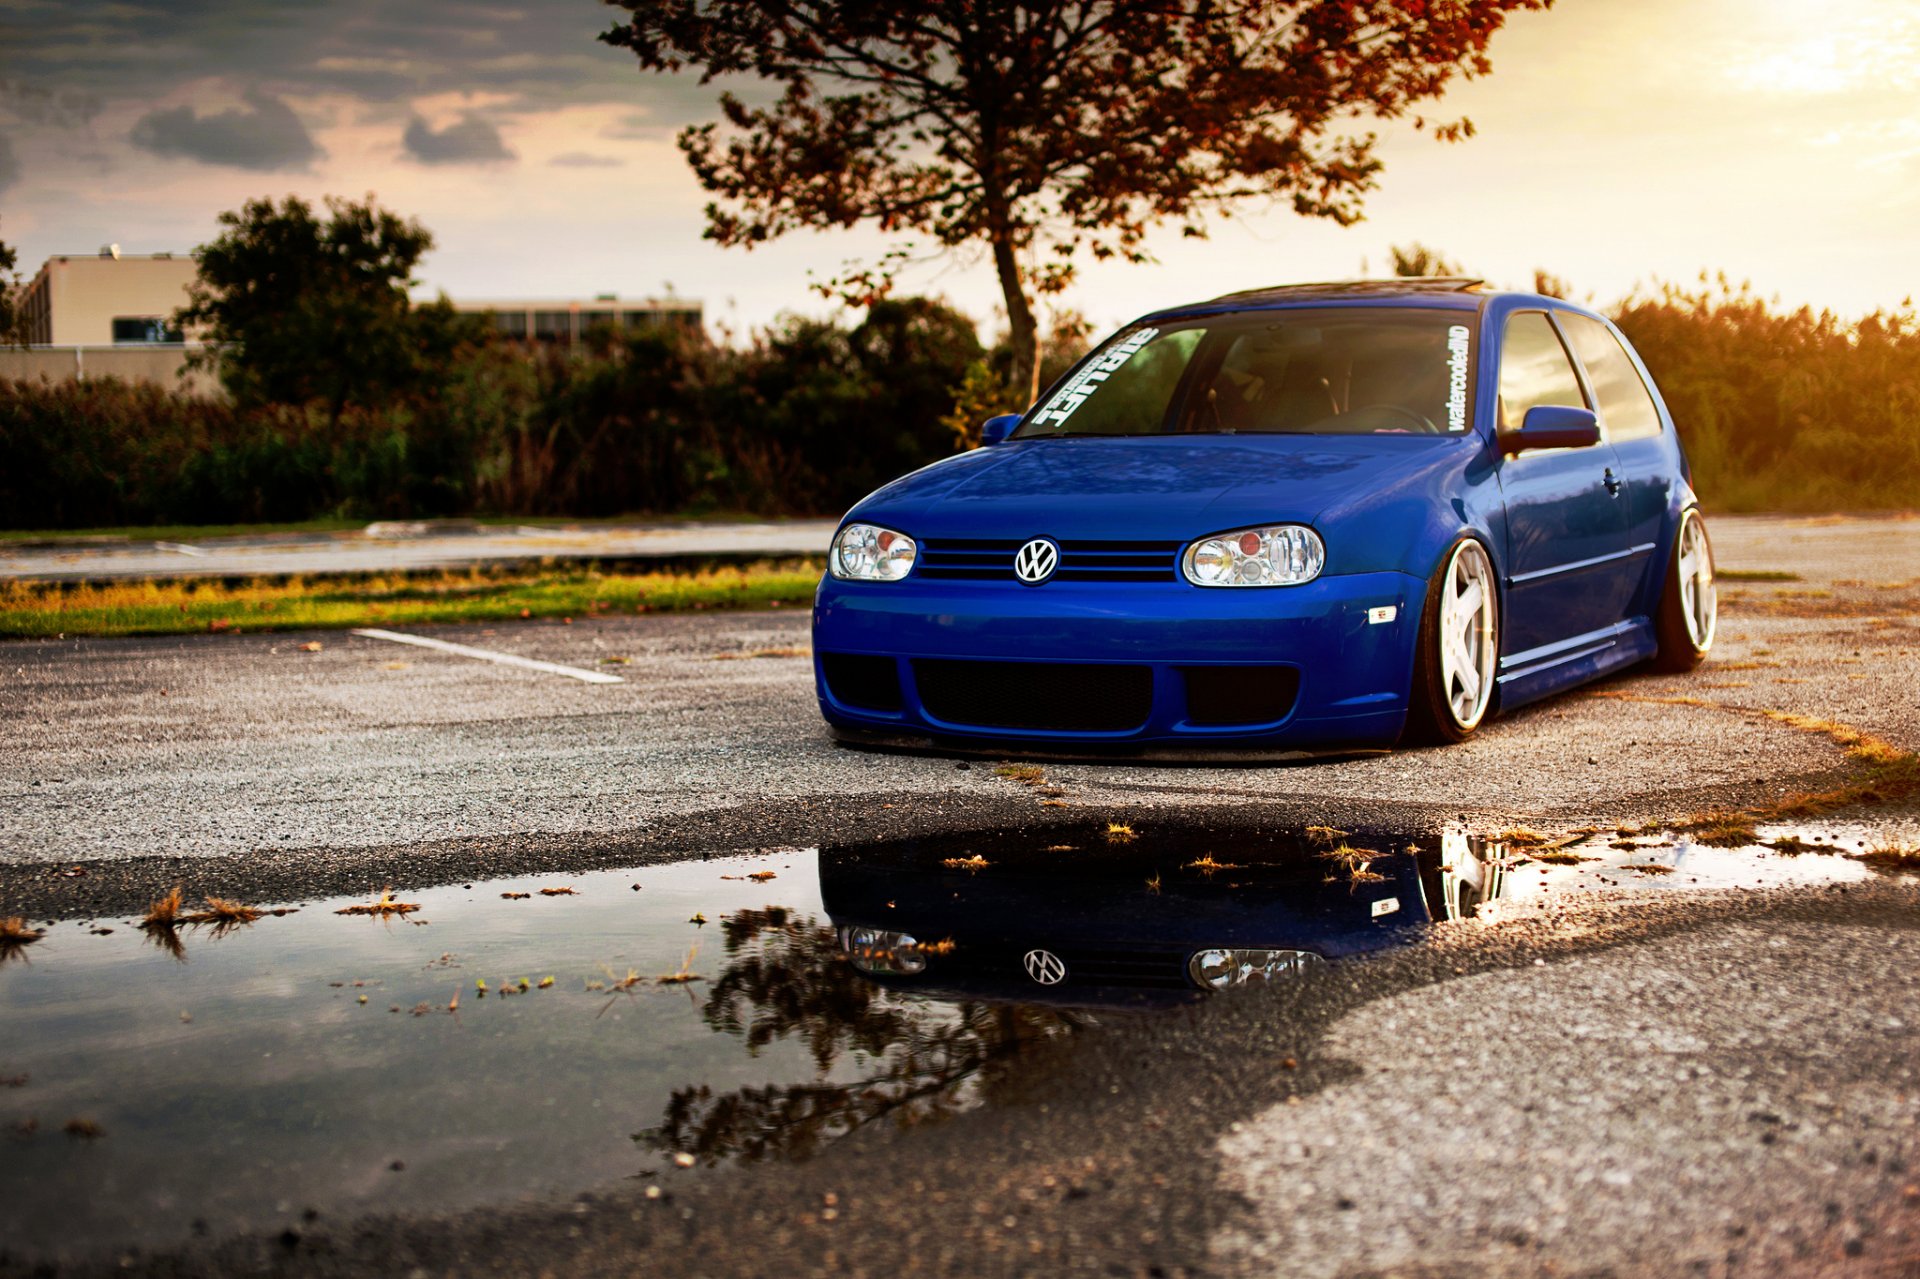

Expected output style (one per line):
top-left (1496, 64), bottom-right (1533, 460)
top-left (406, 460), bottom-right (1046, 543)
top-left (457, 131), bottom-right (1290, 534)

top-left (1492, 827), bottom-right (1550, 846)
top-left (1184, 854), bottom-right (1244, 874)
top-left (1, 916), bottom-right (46, 961)
top-left (1684, 811), bottom-right (1761, 847)
top-left (336, 887), bottom-right (422, 917)
top-left (1105, 823), bottom-right (1137, 844)
top-left (1854, 843), bottom-right (1920, 873)
top-left (941, 855), bottom-right (990, 870)
top-left (1622, 863), bottom-right (1677, 876)
top-left (185, 897), bottom-right (262, 925)
top-left (1303, 825), bottom-right (1348, 846)
top-left (538, 886), bottom-right (578, 896)
top-left (657, 943), bottom-right (702, 985)
top-left (142, 885), bottom-right (185, 927)
top-left (1532, 850), bottom-right (1596, 865)
top-left (711, 647), bottom-right (811, 661)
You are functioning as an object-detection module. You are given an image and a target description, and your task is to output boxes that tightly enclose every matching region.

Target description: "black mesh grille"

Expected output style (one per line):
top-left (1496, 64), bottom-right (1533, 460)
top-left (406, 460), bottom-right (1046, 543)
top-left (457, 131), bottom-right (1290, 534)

top-left (1181, 666), bottom-right (1301, 726)
top-left (820, 653), bottom-right (903, 712)
top-left (912, 660), bottom-right (1152, 732)
top-left (916, 538), bottom-right (1181, 583)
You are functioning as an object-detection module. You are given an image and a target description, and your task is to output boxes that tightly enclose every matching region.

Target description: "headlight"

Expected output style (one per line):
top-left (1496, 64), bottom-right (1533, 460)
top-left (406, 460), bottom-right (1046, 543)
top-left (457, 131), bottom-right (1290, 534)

top-left (1187, 948), bottom-right (1325, 989)
top-left (1183, 525), bottom-right (1324, 587)
top-left (839, 926), bottom-right (928, 976)
top-left (830, 523), bottom-right (917, 581)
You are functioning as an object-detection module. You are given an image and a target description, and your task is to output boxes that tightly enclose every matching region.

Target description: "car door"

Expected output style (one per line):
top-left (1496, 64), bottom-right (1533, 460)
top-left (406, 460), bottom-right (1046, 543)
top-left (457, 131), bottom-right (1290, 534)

top-left (1494, 309), bottom-right (1634, 659)
top-left (1555, 311), bottom-right (1672, 616)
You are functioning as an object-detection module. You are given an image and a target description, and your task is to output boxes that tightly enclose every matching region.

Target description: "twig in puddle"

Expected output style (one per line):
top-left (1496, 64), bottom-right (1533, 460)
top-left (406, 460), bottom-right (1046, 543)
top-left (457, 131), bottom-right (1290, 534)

top-left (336, 887), bottom-right (422, 917)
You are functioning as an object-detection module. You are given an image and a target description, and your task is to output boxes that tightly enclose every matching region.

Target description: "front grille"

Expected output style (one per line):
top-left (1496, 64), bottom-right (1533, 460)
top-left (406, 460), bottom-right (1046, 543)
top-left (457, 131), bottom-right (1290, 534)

top-left (1181, 665), bottom-right (1301, 726)
top-left (820, 653), bottom-right (903, 712)
top-left (916, 538), bottom-right (1182, 583)
top-left (912, 659), bottom-right (1152, 732)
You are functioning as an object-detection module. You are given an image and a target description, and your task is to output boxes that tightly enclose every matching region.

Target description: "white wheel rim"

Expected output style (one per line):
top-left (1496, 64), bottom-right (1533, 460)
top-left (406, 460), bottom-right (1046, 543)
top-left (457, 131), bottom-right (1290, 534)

top-left (1677, 512), bottom-right (1716, 650)
top-left (1438, 541), bottom-right (1497, 730)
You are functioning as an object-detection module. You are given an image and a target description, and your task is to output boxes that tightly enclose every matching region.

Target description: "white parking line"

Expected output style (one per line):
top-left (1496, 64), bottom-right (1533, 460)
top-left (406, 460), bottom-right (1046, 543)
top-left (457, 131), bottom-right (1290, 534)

top-left (350, 628), bottom-right (626, 684)
top-left (154, 541), bottom-right (206, 556)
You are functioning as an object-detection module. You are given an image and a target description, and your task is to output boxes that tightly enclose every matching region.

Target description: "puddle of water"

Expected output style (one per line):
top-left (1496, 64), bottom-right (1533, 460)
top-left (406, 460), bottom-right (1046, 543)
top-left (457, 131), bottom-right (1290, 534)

top-left (0, 853), bottom-right (1074, 1265)
top-left (0, 823), bottom-right (1876, 1264)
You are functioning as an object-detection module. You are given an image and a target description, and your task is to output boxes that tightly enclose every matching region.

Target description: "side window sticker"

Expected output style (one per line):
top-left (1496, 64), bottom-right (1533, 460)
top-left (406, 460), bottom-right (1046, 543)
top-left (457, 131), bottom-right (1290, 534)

top-left (1030, 327), bottom-right (1159, 430)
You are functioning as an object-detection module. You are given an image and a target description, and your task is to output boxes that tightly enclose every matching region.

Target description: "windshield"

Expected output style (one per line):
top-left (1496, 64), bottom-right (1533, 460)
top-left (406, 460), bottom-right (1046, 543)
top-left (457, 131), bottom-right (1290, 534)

top-left (1017, 307), bottom-right (1476, 439)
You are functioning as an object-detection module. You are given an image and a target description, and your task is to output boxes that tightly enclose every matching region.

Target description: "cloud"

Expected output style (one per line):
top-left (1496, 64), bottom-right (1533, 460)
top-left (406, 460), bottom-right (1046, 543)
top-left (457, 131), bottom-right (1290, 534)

top-left (0, 136), bottom-right (17, 194)
top-left (129, 90), bottom-right (320, 171)
top-left (403, 113), bottom-right (514, 164)
top-left (549, 150), bottom-right (623, 168)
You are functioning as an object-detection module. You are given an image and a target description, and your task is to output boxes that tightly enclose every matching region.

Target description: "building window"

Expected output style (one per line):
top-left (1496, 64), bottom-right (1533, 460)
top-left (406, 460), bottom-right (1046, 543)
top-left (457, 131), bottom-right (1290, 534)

top-left (112, 316), bottom-right (182, 344)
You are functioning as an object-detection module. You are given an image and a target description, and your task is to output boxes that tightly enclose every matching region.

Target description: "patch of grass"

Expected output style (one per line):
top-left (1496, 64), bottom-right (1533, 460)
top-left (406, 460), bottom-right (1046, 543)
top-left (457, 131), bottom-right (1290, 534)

top-left (941, 855), bottom-right (990, 870)
top-left (1854, 843), bottom-right (1920, 874)
top-left (142, 885), bottom-right (185, 928)
top-left (0, 559), bottom-right (824, 639)
top-left (1532, 850), bottom-right (1596, 865)
top-left (1716, 569), bottom-right (1802, 582)
top-left (336, 887), bottom-right (421, 917)
top-left (1, 916), bottom-right (45, 961)
top-left (1184, 854), bottom-right (1244, 874)
top-left (1303, 825), bottom-right (1348, 846)
top-left (186, 897), bottom-right (262, 925)
top-left (1766, 836), bottom-right (1819, 855)
top-left (1105, 823), bottom-right (1136, 844)
top-left (711, 647), bottom-right (811, 661)
top-left (1684, 811), bottom-right (1761, 847)
top-left (1622, 863), bottom-right (1676, 876)
top-left (1492, 827), bottom-right (1550, 846)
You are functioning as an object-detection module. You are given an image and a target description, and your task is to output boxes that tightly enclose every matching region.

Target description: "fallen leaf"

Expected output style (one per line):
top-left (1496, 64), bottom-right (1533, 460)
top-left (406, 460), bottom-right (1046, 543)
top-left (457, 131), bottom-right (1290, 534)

top-left (299, 641), bottom-right (323, 653)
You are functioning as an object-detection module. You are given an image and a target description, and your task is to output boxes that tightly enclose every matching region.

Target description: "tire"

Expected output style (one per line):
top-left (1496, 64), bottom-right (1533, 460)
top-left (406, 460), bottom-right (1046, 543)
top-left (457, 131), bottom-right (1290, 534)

top-left (1404, 537), bottom-right (1500, 745)
top-left (1651, 507), bottom-right (1716, 672)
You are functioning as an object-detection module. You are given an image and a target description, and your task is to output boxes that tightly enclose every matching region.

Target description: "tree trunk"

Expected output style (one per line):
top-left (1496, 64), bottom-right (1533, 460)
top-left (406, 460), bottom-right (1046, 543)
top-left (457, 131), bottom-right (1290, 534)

top-left (988, 227), bottom-right (1039, 407)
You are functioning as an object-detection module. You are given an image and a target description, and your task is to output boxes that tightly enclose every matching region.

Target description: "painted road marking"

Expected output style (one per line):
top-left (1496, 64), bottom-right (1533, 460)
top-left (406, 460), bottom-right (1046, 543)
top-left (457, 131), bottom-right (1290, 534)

top-left (350, 628), bottom-right (625, 684)
top-left (154, 541), bottom-right (207, 556)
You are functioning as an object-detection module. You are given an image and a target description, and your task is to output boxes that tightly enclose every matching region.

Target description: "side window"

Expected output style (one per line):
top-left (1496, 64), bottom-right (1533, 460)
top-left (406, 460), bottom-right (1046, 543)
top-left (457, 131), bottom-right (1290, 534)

top-left (1557, 313), bottom-right (1664, 441)
top-left (1497, 311), bottom-right (1586, 433)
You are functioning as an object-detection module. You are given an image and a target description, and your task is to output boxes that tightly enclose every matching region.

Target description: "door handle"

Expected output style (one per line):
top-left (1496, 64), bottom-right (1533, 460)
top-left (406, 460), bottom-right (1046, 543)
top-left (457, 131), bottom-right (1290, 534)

top-left (1603, 468), bottom-right (1622, 497)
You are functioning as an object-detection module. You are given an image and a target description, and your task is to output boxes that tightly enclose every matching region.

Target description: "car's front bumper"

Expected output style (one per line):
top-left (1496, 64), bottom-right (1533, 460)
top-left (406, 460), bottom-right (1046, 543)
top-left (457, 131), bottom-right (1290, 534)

top-left (811, 570), bottom-right (1424, 751)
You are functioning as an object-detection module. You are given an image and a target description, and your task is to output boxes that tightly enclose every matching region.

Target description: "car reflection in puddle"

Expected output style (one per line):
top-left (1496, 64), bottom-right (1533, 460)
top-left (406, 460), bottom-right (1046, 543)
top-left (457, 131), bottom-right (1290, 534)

top-left (819, 821), bottom-right (1874, 1007)
top-left (818, 824), bottom-right (1492, 1008)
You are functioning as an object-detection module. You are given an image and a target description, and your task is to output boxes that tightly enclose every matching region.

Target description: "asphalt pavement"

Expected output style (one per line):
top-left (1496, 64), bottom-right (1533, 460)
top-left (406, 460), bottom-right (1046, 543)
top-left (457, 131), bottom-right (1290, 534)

top-left (2, 512), bottom-right (1917, 1277)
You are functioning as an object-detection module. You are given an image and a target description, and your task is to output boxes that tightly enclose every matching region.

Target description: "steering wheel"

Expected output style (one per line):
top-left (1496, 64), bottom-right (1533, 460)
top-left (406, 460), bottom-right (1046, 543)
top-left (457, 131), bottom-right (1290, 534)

top-left (1351, 404), bottom-right (1440, 434)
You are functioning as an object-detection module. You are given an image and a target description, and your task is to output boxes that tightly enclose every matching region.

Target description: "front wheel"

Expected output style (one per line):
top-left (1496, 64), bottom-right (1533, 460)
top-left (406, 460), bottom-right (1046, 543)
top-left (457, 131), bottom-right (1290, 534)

top-left (1404, 538), bottom-right (1500, 745)
top-left (1651, 508), bottom-right (1716, 672)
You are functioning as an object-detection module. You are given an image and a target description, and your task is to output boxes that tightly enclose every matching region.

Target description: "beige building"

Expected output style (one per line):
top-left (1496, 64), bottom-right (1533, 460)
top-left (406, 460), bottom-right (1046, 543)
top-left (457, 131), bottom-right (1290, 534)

top-left (451, 296), bottom-right (703, 343)
top-left (17, 250), bottom-right (199, 346)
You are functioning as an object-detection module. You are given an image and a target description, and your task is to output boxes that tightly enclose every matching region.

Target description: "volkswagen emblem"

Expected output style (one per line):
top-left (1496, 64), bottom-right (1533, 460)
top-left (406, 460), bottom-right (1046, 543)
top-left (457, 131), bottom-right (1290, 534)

top-left (1023, 948), bottom-right (1067, 985)
top-left (1013, 538), bottom-right (1059, 585)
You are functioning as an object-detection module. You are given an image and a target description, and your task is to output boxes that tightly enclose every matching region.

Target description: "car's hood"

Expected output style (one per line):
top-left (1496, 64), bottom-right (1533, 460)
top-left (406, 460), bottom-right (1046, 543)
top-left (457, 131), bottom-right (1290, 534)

top-left (851, 433), bottom-right (1467, 541)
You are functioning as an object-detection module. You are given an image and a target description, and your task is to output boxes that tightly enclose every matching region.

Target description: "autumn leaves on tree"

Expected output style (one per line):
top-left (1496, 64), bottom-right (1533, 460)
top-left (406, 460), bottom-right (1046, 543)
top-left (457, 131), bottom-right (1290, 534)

top-left (602, 0), bottom-right (1548, 402)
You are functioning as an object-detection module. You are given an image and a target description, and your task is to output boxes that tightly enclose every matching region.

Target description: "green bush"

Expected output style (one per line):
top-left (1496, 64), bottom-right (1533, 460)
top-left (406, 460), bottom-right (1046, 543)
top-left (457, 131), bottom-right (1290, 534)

top-left (1614, 279), bottom-right (1920, 512)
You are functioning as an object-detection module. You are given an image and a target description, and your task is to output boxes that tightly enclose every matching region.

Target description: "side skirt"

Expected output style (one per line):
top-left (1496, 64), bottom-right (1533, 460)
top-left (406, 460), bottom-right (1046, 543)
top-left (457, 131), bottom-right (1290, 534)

top-left (1494, 618), bottom-right (1658, 713)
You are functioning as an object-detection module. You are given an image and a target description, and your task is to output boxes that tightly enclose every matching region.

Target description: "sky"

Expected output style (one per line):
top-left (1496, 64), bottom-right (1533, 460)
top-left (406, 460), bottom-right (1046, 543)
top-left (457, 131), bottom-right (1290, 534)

top-left (3, 0), bottom-right (1917, 341)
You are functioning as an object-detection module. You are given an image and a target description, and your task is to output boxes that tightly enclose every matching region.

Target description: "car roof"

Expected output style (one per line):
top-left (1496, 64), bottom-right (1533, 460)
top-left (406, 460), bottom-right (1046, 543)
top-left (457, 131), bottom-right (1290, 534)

top-left (1211, 277), bottom-right (1488, 304)
top-left (1135, 277), bottom-right (1527, 326)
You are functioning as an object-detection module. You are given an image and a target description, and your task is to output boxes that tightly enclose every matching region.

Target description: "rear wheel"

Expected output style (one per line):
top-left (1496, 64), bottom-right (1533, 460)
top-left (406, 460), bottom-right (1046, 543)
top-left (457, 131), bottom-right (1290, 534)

top-left (1405, 538), bottom-right (1499, 745)
top-left (1651, 508), bottom-right (1716, 672)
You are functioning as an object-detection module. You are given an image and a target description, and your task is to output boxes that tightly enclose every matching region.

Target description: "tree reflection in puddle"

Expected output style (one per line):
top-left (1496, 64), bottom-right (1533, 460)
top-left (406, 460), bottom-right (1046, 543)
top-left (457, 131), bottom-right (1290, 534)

top-left (640, 906), bottom-right (1081, 1165)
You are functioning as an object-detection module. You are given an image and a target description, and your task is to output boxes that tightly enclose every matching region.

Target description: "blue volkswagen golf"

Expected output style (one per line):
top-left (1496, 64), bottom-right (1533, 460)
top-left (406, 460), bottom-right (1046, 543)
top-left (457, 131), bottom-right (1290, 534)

top-left (812, 279), bottom-right (1716, 754)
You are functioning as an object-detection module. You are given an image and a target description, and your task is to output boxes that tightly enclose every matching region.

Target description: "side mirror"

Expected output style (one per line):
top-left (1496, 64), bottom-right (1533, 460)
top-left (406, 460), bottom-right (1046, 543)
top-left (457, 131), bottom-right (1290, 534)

top-left (979, 414), bottom-right (1021, 446)
top-left (1504, 405), bottom-right (1600, 454)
